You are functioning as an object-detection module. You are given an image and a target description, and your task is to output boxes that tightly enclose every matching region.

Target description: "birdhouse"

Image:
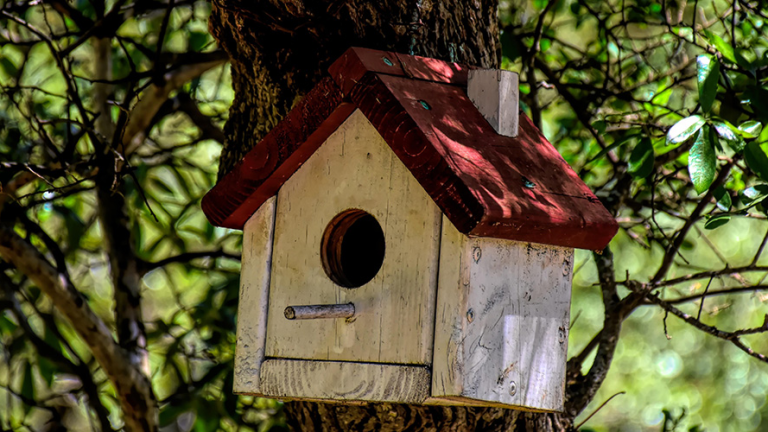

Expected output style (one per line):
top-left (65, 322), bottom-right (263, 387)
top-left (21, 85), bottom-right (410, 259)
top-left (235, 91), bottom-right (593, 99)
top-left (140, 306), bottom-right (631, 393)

top-left (202, 48), bottom-right (617, 412)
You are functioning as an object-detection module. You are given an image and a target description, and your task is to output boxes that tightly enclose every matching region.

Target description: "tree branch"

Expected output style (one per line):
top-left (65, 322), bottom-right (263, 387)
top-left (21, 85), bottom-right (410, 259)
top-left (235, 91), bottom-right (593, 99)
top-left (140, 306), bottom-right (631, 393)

top-left (652, 162), bottom-right (734, 283)
top-left (0, 224), bottom-right (156, 432)
top-left (637, 286), bottom-right (768, 363)
top-left (121, 58), bottom-right (228, 154)
top-left (565, 247), bottom-right (641, 416)
top-left (0, 273), bottom-right (114, 432)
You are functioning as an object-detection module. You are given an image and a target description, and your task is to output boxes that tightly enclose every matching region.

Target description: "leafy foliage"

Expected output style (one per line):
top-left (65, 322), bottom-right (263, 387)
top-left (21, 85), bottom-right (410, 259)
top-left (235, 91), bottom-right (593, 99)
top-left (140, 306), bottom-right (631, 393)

top-left (501, 0), bottom-right (768, 430)
top-left (0, 0), bottom-right (283, 430)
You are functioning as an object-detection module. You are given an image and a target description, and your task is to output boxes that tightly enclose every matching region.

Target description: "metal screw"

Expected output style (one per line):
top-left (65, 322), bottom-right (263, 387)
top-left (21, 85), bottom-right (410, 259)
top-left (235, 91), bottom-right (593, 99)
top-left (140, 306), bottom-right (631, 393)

top-left (419, 100), bottom-right (431, 110)
top-left (382, 57), bottom-right (394, 66)
top-left (522, 177), bottom-right (536, 189)
top-left (472, 247), bottom-right (482, 263)
top-left (466, 309), bottom-right (474, 323)
top-left (559, 326), bottom-right (566, 344)
top-left (509, 381), bottom-right (517, 396)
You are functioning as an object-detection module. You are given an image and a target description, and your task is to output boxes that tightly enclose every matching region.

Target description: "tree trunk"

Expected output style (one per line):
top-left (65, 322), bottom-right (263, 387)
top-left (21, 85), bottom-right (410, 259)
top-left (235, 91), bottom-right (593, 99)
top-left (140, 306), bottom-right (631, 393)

top-left (209, 0), bottom-right (500, 177)
top-left (208, 1), bottom-right (570, 430)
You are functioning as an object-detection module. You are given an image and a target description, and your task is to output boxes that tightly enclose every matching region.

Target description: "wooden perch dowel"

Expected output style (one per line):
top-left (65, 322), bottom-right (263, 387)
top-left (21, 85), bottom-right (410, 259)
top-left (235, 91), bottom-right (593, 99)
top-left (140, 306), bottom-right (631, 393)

top-left (284, 303), bottom-right (355, 320)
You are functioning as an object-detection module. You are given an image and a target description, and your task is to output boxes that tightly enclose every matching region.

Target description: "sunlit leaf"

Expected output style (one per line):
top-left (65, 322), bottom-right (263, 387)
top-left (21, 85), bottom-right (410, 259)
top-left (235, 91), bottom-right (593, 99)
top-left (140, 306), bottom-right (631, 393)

top-left (713, 185), bottom-right (732, 211)
top-left (689, 126), bottom-right (717, 194)
top-left (697, 54), bottom-right (719, 113)
top-left (667, 115), bottom-right (705, 145)
top-left (742, 184), bottom-right (768, 204)
top-left (704, 30), bottom-right (751, 69)
top-left (711, 119), bottom-right (745, 152)
top-left (738, 120), bottom-right (763, 138)
top-left (628, 138), bottom-right (655, 178)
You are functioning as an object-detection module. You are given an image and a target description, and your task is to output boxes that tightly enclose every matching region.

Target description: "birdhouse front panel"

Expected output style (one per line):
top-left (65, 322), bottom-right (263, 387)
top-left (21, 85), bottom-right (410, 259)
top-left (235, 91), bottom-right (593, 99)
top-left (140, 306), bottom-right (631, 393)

top-left (264, 109), bottom-right (442, 365)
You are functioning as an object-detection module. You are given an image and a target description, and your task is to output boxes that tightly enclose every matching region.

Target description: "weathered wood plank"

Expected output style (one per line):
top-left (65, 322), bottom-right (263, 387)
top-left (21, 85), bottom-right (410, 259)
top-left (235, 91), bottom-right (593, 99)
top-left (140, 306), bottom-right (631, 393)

top-left (467, 69), bottom-right (519, 137)
top-left (265, 110), bottom-right (442, 365)
top-left (233, 197), bottom-right (276, 395)
top-left (431, 216), bottom-right (573, 412)
top-left (260, 359), bottom-right (431, 404)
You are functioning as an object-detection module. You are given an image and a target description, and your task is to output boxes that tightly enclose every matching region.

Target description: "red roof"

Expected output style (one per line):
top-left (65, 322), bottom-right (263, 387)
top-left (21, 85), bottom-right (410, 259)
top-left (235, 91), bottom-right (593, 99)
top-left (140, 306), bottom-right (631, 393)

top-left (202, 48), bottom-right (618, 250)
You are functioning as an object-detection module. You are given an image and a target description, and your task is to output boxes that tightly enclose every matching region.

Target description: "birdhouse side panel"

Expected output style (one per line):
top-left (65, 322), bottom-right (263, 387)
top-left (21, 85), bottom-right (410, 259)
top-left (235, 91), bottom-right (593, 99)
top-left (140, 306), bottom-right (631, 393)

top-left (233, 197), bottom-right (276, 395)
top-left (265, 109), bottom-right (442, 365)
top-left (431, 216), bottom-right (573, 412)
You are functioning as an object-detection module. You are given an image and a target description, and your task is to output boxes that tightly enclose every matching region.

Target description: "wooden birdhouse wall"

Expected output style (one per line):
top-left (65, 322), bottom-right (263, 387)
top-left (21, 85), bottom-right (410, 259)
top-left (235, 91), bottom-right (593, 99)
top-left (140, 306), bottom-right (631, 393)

top-left (431, 217), bottom-right (573, 411)
top-left (264, 109), bottom-right (442, 364)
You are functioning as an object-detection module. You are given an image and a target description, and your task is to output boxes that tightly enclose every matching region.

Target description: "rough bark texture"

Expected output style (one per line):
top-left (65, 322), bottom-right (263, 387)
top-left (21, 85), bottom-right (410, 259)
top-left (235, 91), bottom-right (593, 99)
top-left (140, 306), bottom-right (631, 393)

top-left (209, 1), bottom-right (571, 431)
top-left (283, 402), bottom-right (570, 432)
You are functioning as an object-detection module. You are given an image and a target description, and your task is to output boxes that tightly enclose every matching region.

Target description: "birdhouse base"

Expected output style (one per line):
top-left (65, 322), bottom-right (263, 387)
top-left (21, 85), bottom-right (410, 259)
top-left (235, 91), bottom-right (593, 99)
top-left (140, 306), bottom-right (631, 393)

top-left (258, 359), bottom-right (431, 404)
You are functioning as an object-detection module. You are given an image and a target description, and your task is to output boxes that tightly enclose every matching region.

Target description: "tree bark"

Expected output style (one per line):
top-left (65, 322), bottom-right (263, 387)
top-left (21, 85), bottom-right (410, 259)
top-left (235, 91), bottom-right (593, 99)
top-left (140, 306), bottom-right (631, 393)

top-left (208, 2), bottom-right (571, 430)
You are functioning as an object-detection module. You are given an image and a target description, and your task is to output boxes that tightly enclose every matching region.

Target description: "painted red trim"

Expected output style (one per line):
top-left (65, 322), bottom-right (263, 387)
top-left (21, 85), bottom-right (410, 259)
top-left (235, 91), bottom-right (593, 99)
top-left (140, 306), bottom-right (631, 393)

top-left (202, 78), bottom-right (354, 228)
top-left (203, 48), bottom-right (618, 250)
top-left (328, 47), bottom-right (471, 95)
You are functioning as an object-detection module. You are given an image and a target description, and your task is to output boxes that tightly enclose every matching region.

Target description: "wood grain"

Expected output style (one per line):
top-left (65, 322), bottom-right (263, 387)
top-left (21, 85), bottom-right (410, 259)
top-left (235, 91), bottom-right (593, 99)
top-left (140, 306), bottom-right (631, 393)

top-left (233, 197), bottom-right (276, 395)
top-left (467, 69), bottom-right (519, 137)
top-left (259, 359), bottom-right (431, 404)
top-left (264, 110), bottom-right (442, 365)
top-left (431, 216), bottom-right (573, 412)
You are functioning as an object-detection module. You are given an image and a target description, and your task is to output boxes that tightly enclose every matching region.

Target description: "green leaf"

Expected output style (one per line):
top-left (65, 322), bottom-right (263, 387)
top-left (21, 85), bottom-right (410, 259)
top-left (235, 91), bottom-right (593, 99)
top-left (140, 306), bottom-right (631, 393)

top-left (689, 126), bottom-right (717, 194)
top-left (744, 141), bottom-right (768, 181)
top-left (628, 138), bottom-right (655, 178)
top-left (0, 58), bottom-right (18, 77)
top-left (150, 177), bottom-right (175, 196)
top-left (193, 400), bottom-right (220, 432)
top-left (738, 120), bottom-right (763, 138)
top-left (592, 120), bottom-right (606, 135)
top-left (0, 312), bottom-right (18, 334)
top-left (713, 185), bottom-right (732, 211)
top-left (711, 120), bottom-right (745, 152)
top-left (160, 401), bottom-right (191, 427)
top-left (189, 31), bottom-right (209, 52)
top-left (696, 55), bottom-right (719, 113)
top-left (667, 115), bottom-right (705, 145)
top-left (704, 30), bottom-right (751, 69)
top-left (38, 358), bottom-right (55, 387)
top-left (705, 214), bottom-right (731, 230)
top-left (742, 184), bottom-right (768, 204)
top-left (21, 361), bottom-right (34, 414)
